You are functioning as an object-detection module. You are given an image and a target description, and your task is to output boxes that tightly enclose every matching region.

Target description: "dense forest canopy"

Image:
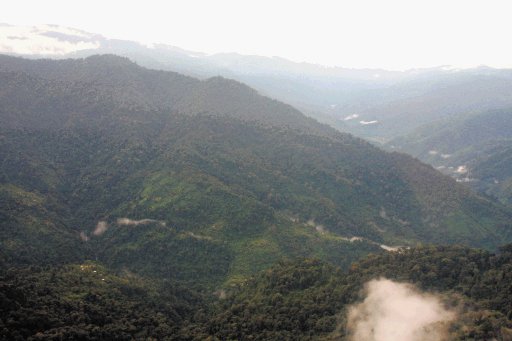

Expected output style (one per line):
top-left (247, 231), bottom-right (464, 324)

top-left (1, 54), bottom-right (512, 339)
top-left (2, 245), bottom-right (512, 340)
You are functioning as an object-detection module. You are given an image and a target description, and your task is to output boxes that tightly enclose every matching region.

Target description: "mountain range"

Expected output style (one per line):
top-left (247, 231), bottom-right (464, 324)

top-left (1, 53), bottom-right (512, 285)
top-left (389, 108), bottom-right (512, 205)
top-left (4, 23), bottom-right (512, 144)
top-left (2, 27), bottom-right (512, 338)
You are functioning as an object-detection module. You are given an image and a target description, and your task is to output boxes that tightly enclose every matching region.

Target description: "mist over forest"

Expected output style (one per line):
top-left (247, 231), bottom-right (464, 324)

top-left (1, 2), bottom-right (512, 339)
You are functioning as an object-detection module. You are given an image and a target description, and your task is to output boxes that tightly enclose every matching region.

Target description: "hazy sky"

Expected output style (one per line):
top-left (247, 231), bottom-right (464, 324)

top-left (2, 0), bottom-right (511, 70)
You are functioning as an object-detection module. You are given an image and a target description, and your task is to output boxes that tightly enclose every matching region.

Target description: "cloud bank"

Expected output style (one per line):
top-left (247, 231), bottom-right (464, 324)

top-left (0, 24), bottom-right (100, 55)
top-left (346, 278), bottom-right (455, 341)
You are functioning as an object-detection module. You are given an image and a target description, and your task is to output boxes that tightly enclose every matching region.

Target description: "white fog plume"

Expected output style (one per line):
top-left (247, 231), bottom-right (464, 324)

top-left (347, 278), bottom-right (455, 341)
top-left (117, 218), bottom-right (166, 226)
top-left (344, 114), bottom-right (359, 121)
top-left (93, 221), bottom-right (108, 236)
top-left (359, 120), bottom-right (379, 125)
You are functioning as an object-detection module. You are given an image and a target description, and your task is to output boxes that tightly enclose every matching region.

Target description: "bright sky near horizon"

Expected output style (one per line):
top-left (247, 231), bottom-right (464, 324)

top-left (2, 0), bottom-right (511, 70)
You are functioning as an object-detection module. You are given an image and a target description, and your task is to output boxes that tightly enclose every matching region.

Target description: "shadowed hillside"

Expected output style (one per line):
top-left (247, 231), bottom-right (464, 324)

top-left (1, 55), bottom-right (512, 290)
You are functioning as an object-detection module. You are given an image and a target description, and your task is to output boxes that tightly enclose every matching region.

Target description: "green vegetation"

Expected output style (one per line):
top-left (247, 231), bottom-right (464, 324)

top-left (1, 54), bottom-right (512, 284)
top-left (3, 245), bottom-right (512, 339)
top-left (0, 263), bottom-right (204, 340)
top-left (1, 54), bottom-right (512, 338)
top-left (389, 108), bottom-right (512, 205)
top-left (204, 245), bottom-right (512, 340)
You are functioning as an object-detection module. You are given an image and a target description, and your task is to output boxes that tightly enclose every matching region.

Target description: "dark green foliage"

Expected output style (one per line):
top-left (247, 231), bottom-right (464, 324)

top-left (0, 184), bottom-right (86, 267)
top-left (2, 54), bottom-right (512, 339)
top-left (0, 263), bottom-right (203, 340)
top-left (96, 223), bottom-right (234, 290)
top-left (2, 245), bottom-right (512, 339)
top-left (0, 49), bottom-right (512, 340)
top-left (203, 245), bottom-right (512, 340)
top-left (206, 259), bottom-right (347, 340)
top-left (1, 54), bottom-right (512, 287)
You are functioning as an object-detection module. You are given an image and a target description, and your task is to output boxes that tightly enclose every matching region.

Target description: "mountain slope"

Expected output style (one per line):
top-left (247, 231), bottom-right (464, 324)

top-left (0, 54), bottom-right (336, 137)
top-left (205, 245), bottom-right (512, 340)
top-left (1, 55), bottom-right (512, 289)
top-left (5, 24), bottom-right (512, 144)
top-left (0, 262), bottom-right (204, 340)
top-left (389, 108), bottom-right (512, 205)
top-left (4, 244), bottom-right (512, 340)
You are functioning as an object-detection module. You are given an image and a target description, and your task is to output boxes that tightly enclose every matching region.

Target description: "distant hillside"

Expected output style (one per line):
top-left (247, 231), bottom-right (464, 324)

top-left (0, 54), bottom-right (335, 137)
top-left (4, 24), bottom-right (512, 143)
top-left (389, 109), bottom-right (512, 205)
top-left (336, 70), bottom-right (512, 142)
top-left (1, 54), bottom-right (512, 291)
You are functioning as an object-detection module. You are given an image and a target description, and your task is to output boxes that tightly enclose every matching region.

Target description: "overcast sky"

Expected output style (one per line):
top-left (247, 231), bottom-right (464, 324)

top-left (2, 0), bottom-right (511, 70)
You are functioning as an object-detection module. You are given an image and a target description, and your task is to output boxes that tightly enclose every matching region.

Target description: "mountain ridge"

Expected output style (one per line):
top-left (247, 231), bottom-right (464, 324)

top-left (1, 54), bottom-right (512, 289)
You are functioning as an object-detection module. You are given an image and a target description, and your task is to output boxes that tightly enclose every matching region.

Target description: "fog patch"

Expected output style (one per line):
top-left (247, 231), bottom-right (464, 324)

top-left (315, 225), bottom-right (327, 233)
top-left (214, 289), bottom-right (227, 299)
top-left (379, 244), bottom-right (401, 252)
top-left (340, 236), bottom-right (364, 242)
top-left (379, 207), bottom-right (388, 219)
top-left (456, 177), bottom-right (476, 183)
top-left (306, 219), bottom-right (327, 234)
top-left (455, 165), bottom-right (468, 174)
top-left (347, 278), bottom-right (455, 341)
top-left (344, 114), bottom-right (359, 121)
top-left (360, 120), bottom-right (379, 125)
top-left (93, 221), bottom-right (108, 236)
top-left (0, 24), bottom-right (100, 55)
top-left (117, 218), bottom-right (166, 226)
top-left (79, 231), bottom-right (90, 242)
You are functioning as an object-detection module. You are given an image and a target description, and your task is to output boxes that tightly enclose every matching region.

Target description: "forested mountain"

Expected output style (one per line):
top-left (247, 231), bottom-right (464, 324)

top-left (4, 24), bottom-right (512, 144)
top-left (2, 53), bottom-right (512, 339)
top-left (336, 69), bottom-right (512, 142)
top-left (2, 54), bottom-right (512, 286)
top-left (389, 108), bottom-right (512, 205)
top-left (0, 262), bottom-right (205, 340)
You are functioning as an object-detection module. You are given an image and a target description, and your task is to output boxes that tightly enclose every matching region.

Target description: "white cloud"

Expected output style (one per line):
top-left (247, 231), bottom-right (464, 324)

top-left (360, 120), bottom-right (379, 125)
top-left (455, 165), bottom-right (468, 174)
top-left (1, 0), bottom-right (511, 70)
top-left (344, 114), bottom-right (360, 121)
top-left (0, 24), bottom-right (100, 55)
top-left (347, 278), bottom-right (455, 341)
